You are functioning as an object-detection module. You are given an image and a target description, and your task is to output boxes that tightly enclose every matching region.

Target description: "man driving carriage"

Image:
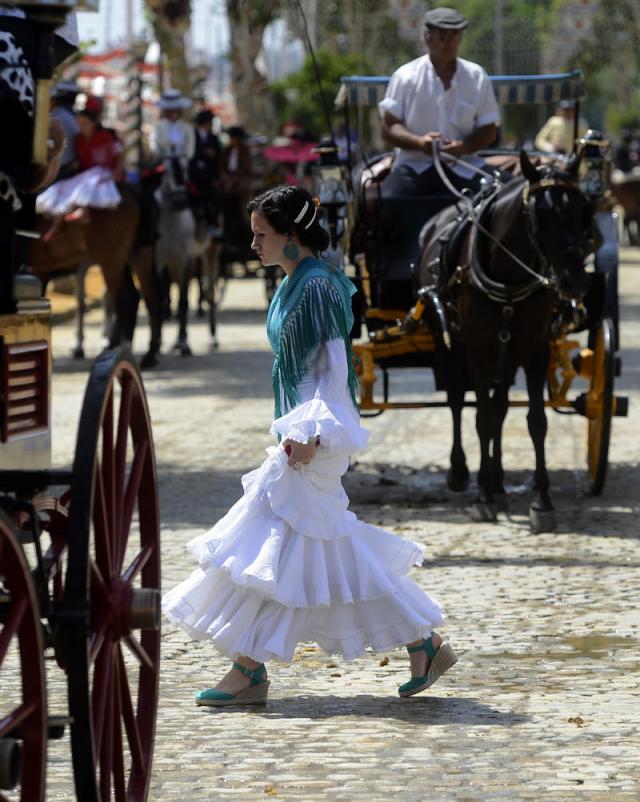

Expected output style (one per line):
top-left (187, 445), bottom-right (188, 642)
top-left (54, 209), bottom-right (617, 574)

top-left (379, 6), bottom-right (500, 198)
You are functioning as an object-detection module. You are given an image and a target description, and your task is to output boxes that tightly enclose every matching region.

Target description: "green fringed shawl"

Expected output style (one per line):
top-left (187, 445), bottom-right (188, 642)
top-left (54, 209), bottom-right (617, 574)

top-left (266, 256), bottom-right (359, 420)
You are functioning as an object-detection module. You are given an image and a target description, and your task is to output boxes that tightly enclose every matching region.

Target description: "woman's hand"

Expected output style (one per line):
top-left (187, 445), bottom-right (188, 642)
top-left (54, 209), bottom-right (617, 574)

top-left (283, 436), bottom-right (320, 468)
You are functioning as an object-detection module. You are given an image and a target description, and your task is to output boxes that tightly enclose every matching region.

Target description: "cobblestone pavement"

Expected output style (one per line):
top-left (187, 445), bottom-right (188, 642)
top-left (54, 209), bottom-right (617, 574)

top-left (35, 249), bottom-right (640, 800)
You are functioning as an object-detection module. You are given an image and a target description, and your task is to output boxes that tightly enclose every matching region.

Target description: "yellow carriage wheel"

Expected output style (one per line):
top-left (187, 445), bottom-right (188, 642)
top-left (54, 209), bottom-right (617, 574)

top-left (586, 318), bottom-right (615, 495)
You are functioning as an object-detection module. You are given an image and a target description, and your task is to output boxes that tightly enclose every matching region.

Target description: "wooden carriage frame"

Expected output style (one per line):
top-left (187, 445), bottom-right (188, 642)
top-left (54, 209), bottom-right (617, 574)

top-left (0, 2), bottom-right (162, 800)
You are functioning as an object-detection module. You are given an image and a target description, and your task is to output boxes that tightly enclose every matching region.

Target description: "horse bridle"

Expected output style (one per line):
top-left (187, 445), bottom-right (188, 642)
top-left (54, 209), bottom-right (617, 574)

top-left (522, 176), bottom-right (587, 276)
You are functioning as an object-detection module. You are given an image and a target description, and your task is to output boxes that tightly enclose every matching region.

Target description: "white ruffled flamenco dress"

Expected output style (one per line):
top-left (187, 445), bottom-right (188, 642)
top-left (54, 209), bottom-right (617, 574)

top-left (162, 338), bottom-right (444, 662)
top-left (36, 165), bottom-right (121, 216)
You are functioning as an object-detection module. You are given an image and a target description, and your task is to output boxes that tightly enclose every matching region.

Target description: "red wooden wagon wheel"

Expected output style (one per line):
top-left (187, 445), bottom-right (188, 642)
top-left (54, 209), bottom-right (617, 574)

top-left (0, 510), bottom-right (46, 802)
top-left (62, 351), bottom-right (160, 802)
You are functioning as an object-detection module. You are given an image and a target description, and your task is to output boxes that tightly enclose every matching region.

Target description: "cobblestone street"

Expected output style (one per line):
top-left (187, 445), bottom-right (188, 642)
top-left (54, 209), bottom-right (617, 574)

top-left (40, 249), bottom-right (640, 801)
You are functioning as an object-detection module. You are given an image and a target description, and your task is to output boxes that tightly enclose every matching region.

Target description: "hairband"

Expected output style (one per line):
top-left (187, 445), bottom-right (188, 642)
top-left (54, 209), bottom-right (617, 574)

top-left (293, 201), bottom-right (309, 224)
top-left (303, 207), bottom-right (317, 229)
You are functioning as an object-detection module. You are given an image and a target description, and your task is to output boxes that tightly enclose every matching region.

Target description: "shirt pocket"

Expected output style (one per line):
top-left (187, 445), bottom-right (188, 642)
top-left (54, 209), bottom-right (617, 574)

top-left (453, 99), bottom-right (476, 135)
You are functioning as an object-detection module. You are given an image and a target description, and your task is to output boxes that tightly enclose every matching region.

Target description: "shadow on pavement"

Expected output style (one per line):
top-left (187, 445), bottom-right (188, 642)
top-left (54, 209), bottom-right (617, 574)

top-left (199, 694), bottom-right (528, 726)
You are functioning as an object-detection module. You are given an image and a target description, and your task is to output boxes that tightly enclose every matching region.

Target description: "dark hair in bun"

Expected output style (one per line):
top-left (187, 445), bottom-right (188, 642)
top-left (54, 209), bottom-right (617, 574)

top-left (247, 184), bottom-right (330, 253)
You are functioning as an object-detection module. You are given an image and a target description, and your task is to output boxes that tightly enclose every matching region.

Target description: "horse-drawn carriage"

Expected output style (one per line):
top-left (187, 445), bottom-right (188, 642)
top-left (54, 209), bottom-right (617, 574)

top-left (318, 70), bottom-right (628, 529)
top-left (0, 1), bottom-right (161, 800)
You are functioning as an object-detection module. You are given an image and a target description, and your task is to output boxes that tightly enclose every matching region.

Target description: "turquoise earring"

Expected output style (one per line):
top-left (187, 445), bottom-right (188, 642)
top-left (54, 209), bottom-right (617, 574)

top-left (283, 235), bottom-right (300, 261)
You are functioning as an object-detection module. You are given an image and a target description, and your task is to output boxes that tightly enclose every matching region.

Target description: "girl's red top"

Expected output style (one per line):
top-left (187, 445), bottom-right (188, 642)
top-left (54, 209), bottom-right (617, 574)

top-left (76, 128), bottom-right (122, 171)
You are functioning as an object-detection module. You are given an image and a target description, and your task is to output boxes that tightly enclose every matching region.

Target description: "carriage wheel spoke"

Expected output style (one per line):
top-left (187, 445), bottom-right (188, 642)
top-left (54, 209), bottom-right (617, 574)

top-left (114, 375), bottom-right (133, 570)
top-left (0, 595), bottom-right (26, 664)
top-left (91, 641), bottom-right (112, 759)
top-left (88, 559), bottom-right (112, 661)
top-left (123, 634), bottom-right (154, 670)
top-left (93, 463), bottom-right (113, 579)
top-left (112, 651), bottom-right (127, 802)
top-left (122, 545), bottom-right (153, 585)
top-left (101, 385), bottom-right (115, 539)
top-left (0, 699), bottom-right (38, 738)
top-left (99, 647), bottom-right (115, 801)
top-left (117, 440), bottom-right (148, 574)
top-left (117, 645), bottom-right (144, 774)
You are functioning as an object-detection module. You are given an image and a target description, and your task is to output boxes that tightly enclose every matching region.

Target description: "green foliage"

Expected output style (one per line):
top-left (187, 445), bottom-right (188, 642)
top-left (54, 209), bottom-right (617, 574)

top-left (271, 50), bottom-right (370, 139)
top-left (454, 0), bottom-right (555, 74)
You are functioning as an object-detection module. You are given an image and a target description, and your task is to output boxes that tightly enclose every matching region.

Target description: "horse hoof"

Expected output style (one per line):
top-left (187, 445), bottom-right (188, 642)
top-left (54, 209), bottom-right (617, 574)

top-left (471, 501), bottom-right (498, 522)
top-left (180, 344), bottom-right (192, 357)
top-left (140, 351), bottom-right (159, 370)
top-left (71, 346), bottom-right (85, 360)
top-left (196, 308), bottom-right (205, 318)
top-left (210, 337), bottom-right (219, 350)
top-left (530, 506), bottom-right (556, 533)
top-left (447, 469), bottom-right (469, 493)
top-left (494, 492), bottom-right (509, 513)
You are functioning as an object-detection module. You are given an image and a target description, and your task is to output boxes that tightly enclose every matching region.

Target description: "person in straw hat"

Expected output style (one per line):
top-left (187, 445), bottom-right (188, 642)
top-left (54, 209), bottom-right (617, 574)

top-left (151, 89), bottom-right (195, 163)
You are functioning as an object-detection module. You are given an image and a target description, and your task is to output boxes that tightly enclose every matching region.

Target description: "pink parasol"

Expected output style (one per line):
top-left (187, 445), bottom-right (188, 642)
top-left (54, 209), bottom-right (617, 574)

top-left (263, 140), bottom-right (319, 164)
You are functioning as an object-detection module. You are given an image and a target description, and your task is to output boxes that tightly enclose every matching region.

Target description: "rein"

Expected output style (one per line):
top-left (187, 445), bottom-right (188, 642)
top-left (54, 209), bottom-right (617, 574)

top-left (432, 142), bottom-right (559, 303)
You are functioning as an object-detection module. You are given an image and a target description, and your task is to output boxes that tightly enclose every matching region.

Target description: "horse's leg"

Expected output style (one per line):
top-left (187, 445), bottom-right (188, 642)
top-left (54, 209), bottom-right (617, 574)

top-left (472, 380), bottom-right (498, 522)
top-left (132, 246), bottom-right (162, 369)
top-left (114, 265), bottom-right (139, 350)
top-left (490, 380), bottom-right (510, 512)
top-left (175, 259), bottom-right (193, 356)
top-left (524, 344), bottom-right (556, 533)
top-left (207, 242), bottom-right (220, 348)
top-left (195, 254), bottom-right (205, 318)
top-left (72, 261), bottom-right (89, 359)
top-left (446, 353), bottom-right (469, 491)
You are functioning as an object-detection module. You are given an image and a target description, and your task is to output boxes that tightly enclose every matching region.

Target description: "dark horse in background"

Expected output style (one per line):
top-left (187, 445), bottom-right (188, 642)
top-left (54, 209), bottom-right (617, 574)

top-left (418, 150), bottom-right (597, 532)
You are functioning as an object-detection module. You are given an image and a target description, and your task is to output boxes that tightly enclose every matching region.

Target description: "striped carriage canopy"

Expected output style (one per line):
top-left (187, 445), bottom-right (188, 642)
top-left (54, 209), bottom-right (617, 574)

top-left (337, 70), bottom-right (585, 107)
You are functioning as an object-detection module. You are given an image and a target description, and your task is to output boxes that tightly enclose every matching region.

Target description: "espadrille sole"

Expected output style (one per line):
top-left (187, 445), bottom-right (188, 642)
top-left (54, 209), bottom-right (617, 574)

top-left (398, 643), bottom-right (458, 698)
top-left (195, 681), bottom-right (269, 707)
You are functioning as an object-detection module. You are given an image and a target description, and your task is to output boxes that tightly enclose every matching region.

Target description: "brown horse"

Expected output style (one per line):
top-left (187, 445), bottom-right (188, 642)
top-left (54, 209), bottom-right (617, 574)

top-left (418, 150), bottom-right (596, 532)
top-left (30, 184), bottom-right (162, 368)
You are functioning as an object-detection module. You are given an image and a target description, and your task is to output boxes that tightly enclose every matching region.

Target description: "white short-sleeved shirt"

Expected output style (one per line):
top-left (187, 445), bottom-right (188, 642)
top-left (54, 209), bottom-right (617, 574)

top-left (379, 54), bottom-right (499, 176)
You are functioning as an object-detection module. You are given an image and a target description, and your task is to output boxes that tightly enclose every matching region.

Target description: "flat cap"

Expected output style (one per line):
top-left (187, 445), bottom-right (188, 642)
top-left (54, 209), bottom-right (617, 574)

top-left (424, 7), bottom-right (468, 30)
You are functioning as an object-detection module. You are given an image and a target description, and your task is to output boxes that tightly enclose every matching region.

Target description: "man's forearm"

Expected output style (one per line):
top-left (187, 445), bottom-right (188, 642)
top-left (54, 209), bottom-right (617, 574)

top-left (462, 123), bottom-right (497, 155)
top-left (382, 117), bottom-right (432, 154)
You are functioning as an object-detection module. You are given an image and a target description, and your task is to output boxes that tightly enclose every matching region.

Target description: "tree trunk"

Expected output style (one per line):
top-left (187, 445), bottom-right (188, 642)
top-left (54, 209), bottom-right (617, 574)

top-left (145, 0), bottom-right (191, 94)
top-left (226, 0), bottom-right (280, 134)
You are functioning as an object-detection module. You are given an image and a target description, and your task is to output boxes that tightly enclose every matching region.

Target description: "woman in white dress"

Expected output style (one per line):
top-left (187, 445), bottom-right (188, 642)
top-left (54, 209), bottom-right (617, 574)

top-left (162, 184), bottom-right (458, 705)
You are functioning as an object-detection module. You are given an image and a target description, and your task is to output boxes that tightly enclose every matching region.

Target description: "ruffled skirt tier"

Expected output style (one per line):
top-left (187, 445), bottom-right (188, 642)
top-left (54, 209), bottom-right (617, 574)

top-left (162, 445), bottom-right (444, 663)
top-left (36, 166), bottom-right (121, 216)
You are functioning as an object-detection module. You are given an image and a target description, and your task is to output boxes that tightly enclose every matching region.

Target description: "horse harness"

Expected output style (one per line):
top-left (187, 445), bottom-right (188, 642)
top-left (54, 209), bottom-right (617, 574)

top-left (439, 175), bottom-right (584, 383)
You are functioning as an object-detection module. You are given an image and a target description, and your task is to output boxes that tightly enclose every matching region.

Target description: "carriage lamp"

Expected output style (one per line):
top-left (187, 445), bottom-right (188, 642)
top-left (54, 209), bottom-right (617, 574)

top-left (577, 129), bottom-right (612, 199)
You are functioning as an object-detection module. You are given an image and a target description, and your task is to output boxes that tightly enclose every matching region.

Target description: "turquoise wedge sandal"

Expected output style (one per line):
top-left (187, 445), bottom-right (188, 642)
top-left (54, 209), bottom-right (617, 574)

top-left (398, 636), bottom-right (458, 698)
top-left (195, 663), bottom-right (269, 707)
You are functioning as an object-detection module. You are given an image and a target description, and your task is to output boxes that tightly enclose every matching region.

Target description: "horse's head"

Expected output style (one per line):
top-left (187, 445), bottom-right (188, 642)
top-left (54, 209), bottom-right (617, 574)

top-left (160, 155), bottom-right (191, 211)
top-left (519, 150), bottom-right (596, 300)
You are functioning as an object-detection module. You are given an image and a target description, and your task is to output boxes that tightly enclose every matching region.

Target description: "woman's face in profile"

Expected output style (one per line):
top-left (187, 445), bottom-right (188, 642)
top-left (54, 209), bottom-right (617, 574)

top-left (250, 211), bottom-right (288, 267)
top-left (77, 114), bottom-right (98, 139)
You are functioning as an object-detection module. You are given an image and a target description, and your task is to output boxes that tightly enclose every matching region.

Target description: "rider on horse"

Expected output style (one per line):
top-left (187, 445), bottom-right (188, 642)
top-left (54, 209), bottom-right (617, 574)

top-left (36, 95), bottom-right (124, 240)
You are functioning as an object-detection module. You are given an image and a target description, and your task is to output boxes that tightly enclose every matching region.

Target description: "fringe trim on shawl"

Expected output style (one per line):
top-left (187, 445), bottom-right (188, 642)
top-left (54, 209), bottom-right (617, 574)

top-left (272, 276), bottom-right (358, 421)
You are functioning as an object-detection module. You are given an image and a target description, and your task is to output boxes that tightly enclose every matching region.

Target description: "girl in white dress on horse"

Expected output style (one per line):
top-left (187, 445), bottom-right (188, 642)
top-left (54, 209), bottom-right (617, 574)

top-left (162, 184), bottom-right (458, 705)
top-left (36, 95), bottom-right (123, 240)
